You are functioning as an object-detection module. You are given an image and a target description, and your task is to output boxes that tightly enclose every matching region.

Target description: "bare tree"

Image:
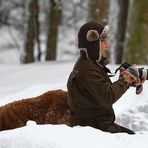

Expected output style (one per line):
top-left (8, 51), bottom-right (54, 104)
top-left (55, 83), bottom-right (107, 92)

top-left (88, 0), bottom-right (109, 24)
top-left (45, 0), bottom-right (62, 61)
top-left (23, 0), bottom-right (39, 63)
top-left (0, 0), bottom-right (28, 63)
top-left (124, 0), bottom-right (148, 64)
top-left (115, 0), bottom-right (129, 64)
top-left (36, 1), bottom-right (41, 61)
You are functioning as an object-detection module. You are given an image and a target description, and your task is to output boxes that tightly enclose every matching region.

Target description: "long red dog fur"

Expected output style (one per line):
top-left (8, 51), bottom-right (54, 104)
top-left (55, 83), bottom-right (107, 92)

top-left (0, 89), bottom-right (69, 131)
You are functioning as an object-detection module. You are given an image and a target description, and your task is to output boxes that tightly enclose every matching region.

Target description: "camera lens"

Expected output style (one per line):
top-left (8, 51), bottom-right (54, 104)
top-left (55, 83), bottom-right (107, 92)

top-left (139, 68), bottom-right (148, 80)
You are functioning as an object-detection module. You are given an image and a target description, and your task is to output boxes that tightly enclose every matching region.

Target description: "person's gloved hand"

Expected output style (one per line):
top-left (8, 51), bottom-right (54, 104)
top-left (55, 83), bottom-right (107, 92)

top-left (119, 66), bottom-right (139, 87)
top-left (131, 66), bottom-right (146, 94)
top-left (119, 63), bottom-right (147, 94)
top-left (132, 76), bottom-right (145, 94)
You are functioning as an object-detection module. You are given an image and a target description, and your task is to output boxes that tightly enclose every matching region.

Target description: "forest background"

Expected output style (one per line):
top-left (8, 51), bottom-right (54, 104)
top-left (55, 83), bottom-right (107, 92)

top-left (0, 0), bottom-right (147, 65)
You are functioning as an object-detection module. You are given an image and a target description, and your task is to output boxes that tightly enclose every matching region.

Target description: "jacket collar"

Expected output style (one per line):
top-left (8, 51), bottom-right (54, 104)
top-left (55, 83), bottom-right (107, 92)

top-left (94, 60), bottom-right (111, 74)
top-left (79, 51), bottom-right (111, 74)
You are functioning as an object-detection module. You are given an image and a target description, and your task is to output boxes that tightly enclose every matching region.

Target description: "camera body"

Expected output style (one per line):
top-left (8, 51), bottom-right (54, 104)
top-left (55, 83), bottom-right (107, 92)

top-left (120, 62), bottom-right (148, 80)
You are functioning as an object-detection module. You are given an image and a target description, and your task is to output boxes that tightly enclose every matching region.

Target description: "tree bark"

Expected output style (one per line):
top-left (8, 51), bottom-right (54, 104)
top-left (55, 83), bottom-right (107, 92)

top-left (45, 0), bottom-right (62, 61)
top-left (87, 0), bottom-right (109, 24)
top-left (36, 3), bottom-right (41, 61)
top-left (124, 0), bottom-right (148, 64)
top-left (24, 0), bottom-right (39, 63)
top-left (115, 0), bottom-right (129, 64)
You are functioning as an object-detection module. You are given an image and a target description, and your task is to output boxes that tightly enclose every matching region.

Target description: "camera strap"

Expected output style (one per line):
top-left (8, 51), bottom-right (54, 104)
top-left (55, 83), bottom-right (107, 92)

top-left (95, 61), bottom-right (133, 77)
top-left (108, 62), bottom-right (133, 77)
top-left (107, 69), bottom-right (119, 77)
top-left (94, 60), bottom-right (118, 77)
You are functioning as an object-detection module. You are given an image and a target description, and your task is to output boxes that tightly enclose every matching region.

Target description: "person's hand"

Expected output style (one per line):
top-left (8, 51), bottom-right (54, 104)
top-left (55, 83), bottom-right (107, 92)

top-left (119, 64), bottom-right (147, 94)
top-left (131, 66), bottom-right (146, 94)
top-left (132, 77), bottom-right (145, 87)
top-left (132, 75), bottom-right (146, 94)
top-left (119, 66), bottom-right (139, 87)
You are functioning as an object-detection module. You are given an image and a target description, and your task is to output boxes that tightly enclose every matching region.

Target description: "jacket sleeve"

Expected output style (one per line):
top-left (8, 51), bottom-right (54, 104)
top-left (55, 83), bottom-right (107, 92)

top-left (79, 69), bottom-right (129, 107)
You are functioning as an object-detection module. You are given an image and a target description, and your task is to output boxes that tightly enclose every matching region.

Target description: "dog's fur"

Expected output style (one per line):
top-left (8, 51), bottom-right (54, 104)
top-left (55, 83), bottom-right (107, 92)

top-left (0, 89), bottom-right (69, 131)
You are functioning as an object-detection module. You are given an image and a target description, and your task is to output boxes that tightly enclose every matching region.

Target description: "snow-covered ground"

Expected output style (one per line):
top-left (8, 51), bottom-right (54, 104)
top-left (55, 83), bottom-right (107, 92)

top-left (0, 61), bottom-right (148, 148)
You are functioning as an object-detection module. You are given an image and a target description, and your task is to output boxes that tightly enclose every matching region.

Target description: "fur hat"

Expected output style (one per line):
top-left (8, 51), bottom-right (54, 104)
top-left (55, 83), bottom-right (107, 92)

top-left (78, 21), bottom-right (110, 61)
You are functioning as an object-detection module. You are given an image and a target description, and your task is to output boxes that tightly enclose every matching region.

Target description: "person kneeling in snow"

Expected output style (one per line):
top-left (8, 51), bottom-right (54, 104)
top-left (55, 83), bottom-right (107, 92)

top-left (67, 21), bottom-right (146, 134)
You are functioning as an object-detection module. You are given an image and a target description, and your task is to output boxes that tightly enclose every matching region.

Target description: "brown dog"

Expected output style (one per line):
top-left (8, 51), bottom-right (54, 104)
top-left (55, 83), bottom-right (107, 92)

top-left (0, 89), bottom-right (69, 131)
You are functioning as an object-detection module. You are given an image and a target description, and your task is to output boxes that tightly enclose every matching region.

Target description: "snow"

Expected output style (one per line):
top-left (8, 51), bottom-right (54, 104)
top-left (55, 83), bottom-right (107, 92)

top-left (1, 123), bottom-right (148, 148)
top-left (0, 62), bottom-right (148, 148)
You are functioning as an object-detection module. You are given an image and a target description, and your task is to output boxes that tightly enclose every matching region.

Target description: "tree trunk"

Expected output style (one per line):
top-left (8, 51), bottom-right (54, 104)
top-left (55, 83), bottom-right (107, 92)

top-left (115, 0), bottom-right (129, 64)
top-left (24, 0), bottom-right (39, 63)
top-left (45, 0), bottom-right (62, 61)
top-left (124, 0), bottom-right (148, 64)
top-left (87, 0), bottom-right (109, 24)
top-left (36, 3), bottom-right (41, 61)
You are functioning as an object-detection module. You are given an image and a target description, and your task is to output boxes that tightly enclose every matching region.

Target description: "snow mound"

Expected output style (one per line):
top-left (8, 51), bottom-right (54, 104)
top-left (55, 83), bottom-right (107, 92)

top-left (117, 100), bottom-right (148, 132)
top-left (26, 121), bottom-right (37, 126)
top-left (0, 124), bottom-right (148, 148)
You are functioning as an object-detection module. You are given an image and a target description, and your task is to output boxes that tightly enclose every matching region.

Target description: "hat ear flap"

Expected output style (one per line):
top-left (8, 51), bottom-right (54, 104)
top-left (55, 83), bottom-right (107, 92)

top-left (86, 41), bottom-right (100, 60)
top-left (86, 30), bottom-right (99, 41)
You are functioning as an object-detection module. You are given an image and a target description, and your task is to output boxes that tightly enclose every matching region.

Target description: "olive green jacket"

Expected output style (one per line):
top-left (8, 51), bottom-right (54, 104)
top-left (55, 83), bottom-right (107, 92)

top-left (67, 53), bottom-right (128, 131)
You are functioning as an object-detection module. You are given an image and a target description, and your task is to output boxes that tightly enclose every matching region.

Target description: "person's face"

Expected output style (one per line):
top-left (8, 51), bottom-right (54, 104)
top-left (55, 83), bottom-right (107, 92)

top-left (100, 39), bottom-right (110, 58)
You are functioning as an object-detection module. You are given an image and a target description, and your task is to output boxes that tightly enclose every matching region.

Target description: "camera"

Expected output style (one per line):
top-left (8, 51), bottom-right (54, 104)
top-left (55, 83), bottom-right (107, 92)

top-left (117, 62), bottom-right (148, 95)
top-left (120, 62), bottom-right (148, 80)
